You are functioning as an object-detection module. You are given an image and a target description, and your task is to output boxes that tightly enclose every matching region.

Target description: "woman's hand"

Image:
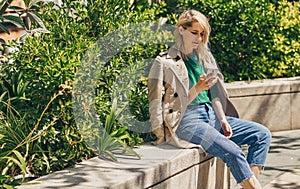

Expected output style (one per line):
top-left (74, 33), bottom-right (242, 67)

top-left (221, 119), bottom-right (233, 138)
top-left (195, 74), bottom-right (217, 93)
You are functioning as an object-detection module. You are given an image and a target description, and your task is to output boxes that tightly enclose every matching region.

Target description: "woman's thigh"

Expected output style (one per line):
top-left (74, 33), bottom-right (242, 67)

top-left (177, 115), bottom-right (245, 165)
top-left (226, 116), bottom-right (271, 146)
top-left (226, 116), bottom-right (271, 165)
top-left (177, 105), bottom-right (241, 153)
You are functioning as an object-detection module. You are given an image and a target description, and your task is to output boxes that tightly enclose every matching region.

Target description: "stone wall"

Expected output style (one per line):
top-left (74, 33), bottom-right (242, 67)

top-left (226, 77), bottom-right (300, 131)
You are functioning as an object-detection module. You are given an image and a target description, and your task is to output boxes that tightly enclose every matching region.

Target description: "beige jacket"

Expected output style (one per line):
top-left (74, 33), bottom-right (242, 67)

top-left (148, 46), bottom-right (238, 149)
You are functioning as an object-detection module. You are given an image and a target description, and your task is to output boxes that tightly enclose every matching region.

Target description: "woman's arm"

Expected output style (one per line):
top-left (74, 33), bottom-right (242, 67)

top-left (212, 97), bottom-right (233, 138)
top-left (210, 77), bottom-right (233, 138)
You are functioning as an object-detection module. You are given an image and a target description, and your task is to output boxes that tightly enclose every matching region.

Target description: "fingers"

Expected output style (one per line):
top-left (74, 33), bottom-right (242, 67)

top-left (221, 122), bottom-right (233, 138)
top-left (223, 129), bottom-right (233, 138)
top-left (196, 74), bottom-right (217, 92)
top-left (199, 74), bottom-right (206, 81)
top-left (204, 79), bottom-right (215, 89)
top-left (198, 74), bottom-right (211, 88)
top-left (225, 130), bottom-right (233, 138)
top-left (203, 74), bottom-right (217, 85)
top-left (206, 73), bottom-right (218, 85)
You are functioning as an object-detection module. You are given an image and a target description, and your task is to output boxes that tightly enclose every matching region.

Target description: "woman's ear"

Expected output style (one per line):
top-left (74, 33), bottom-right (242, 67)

top-left (178, 26), bottom-right (184, 35)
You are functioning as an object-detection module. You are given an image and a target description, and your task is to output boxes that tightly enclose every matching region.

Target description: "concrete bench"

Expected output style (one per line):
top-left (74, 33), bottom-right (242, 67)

top-left (17, 144), bottom-right (230, 189)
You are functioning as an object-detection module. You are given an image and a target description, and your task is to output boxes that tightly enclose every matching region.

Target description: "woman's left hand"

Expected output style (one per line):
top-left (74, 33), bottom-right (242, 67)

top-left (221, 119), bottom-right (233, 138)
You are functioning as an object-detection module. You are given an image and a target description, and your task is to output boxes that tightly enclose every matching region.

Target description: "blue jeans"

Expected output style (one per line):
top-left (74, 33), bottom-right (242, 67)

top-left (176, 103), bottom-right (271, 183)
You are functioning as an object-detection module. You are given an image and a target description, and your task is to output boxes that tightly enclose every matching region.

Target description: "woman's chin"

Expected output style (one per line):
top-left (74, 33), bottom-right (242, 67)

top-left (193, 44), bottom-right (199, 49)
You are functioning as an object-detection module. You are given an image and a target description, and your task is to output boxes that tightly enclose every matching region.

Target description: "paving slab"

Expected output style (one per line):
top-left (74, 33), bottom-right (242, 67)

top-left (263, 169), bottom-right (300, 189)
top-left (231, 129), bottom-right (300, 189)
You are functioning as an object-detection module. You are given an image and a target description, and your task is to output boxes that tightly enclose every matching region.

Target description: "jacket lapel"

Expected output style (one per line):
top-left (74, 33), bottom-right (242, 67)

top-left (166, 47), bottom-right (189, 96)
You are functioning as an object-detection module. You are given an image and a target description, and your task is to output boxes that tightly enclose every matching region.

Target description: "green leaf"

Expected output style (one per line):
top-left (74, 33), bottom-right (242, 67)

top-left (0, 150), bottom-right (26, 176)
top-left (12, 150), bottom-right (27, 178)
top-left (23, 0), bottom-right (31, 7)
top-left (8, 6), bottom-right (25, 11)
top-left (2, 15), bottom-right (25, 28)
top-left (29, 0), bottom-right (44, 8)
top-left (3, 184), bottom-right (15, 189)
top-left (26, 11), bottom-right (46, 29)
top-left (0, 23), bottom-right (10, 34)
top-left (0, 37), bottom-right (5, 43)
top-left (32, 28), bottom-right (50, 34)
top-left (123, 147), bottom-right (140, 159)
top-left (101, 150), bottom-right (118, 162)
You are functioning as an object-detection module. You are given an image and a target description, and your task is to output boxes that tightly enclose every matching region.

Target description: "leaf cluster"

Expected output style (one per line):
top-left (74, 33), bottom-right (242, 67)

top-left (163, 0), bottom-right (299, 81)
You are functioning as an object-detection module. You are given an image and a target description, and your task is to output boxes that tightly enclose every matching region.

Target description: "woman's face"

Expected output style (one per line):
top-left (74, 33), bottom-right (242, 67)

top-left (179, 21), bottom-right (205, 54)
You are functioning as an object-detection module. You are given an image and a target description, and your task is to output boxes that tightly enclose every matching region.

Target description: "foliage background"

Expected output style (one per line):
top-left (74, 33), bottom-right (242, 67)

top-left (0, 0), bottom-right (299, 187)
top-left (163, 0), bottom-right (299, 81)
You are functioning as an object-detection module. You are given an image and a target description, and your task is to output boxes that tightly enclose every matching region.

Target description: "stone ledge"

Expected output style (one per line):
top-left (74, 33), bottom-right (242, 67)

top-left (17, 144), bottom-right (230, 189)
top-left (225, 77), bottom-right (300, 131)
top-left (226, 77), bottom-right (300, 97)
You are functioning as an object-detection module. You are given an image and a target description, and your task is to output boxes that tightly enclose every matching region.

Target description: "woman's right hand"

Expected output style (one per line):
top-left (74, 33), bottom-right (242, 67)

top-left (195, 74), bottom-right (216, 93)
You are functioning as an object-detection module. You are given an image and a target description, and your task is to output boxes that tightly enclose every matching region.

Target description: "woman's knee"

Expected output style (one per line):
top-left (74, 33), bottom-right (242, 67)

top-left (264, 128), bottom-right (272, 143)
top-left (257, 126), bottom-right (272, 145)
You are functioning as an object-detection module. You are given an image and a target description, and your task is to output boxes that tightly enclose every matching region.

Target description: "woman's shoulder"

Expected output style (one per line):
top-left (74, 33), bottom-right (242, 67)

top-left (154, 51), bottom-right (168, 62)
top-left (159, 51), bottom-right (168, 56)
top-left (156, 51), bottom-right (168, 59)
top-left (155, 52), bottom-right (181, 68)
top-left (156, 49), bottom-right (181, 60)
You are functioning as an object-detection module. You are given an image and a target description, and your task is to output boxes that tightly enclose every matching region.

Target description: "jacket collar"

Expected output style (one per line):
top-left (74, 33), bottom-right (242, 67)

top-left (166, 46), bottom-right (183, 60)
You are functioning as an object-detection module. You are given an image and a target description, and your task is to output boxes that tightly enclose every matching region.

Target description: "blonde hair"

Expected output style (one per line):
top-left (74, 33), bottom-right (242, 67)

top-left (174, 10), bottom-right (216, 64)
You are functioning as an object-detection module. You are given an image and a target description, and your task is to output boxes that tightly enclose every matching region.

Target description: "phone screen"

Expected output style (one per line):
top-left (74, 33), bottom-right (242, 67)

top-left (206, 68), bottom-right (218, 76)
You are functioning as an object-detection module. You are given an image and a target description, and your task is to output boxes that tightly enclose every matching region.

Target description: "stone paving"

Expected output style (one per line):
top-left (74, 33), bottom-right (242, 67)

top-left (230, 129), bottom-right (300, 189)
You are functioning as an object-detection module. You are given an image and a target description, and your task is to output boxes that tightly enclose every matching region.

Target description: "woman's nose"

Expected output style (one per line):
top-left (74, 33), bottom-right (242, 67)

top-left (195, 34), bottom-right (202, 41)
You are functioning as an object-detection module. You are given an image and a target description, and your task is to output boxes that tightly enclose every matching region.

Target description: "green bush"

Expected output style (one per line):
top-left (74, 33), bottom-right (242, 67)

top-left (6, 2), bottom-right (94, 175)
top-left (0, 0), bottom-right (168, 181)
top-left (163, 0), bottom-right (299, 81)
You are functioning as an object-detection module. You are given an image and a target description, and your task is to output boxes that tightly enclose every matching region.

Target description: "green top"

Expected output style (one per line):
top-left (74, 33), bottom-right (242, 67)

top-left (183, 52), bottom-right (211, 105)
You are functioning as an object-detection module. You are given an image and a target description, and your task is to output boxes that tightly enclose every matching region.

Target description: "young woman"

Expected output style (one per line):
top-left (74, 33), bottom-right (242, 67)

top-left (148, 10), bottom-right (271, 189)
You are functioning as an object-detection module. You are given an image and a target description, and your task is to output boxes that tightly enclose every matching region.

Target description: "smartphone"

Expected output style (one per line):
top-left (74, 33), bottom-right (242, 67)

top-left (206, 68), bottom-right (218, 76)
top-left (206, 68), bottom-right (218, 84)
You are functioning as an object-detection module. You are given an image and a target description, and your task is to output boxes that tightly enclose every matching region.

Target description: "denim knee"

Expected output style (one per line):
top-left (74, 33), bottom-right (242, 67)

top-left (247, 126), bottom-right (272, 166)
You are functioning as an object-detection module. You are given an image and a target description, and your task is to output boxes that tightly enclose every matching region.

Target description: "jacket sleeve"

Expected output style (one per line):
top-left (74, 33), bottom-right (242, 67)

top-left (187, 86), bottom-right (198, 105)
top-left (148, 56), bottom-right (165, 144)
top-left (210, 76), bottom-right (227, 120)
top-left (210, 77), bottom-right (239, 118)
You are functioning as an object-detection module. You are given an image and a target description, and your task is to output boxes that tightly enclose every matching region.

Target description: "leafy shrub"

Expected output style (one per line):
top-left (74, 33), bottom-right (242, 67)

top-left (0, 0), bottom-right (168, 181)
top-left (163, 0), bottom-right (299, 81)
top-left (5, 2), bottom-right (94, 175)
top-left (0, 87), bottom-right (70, 187)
